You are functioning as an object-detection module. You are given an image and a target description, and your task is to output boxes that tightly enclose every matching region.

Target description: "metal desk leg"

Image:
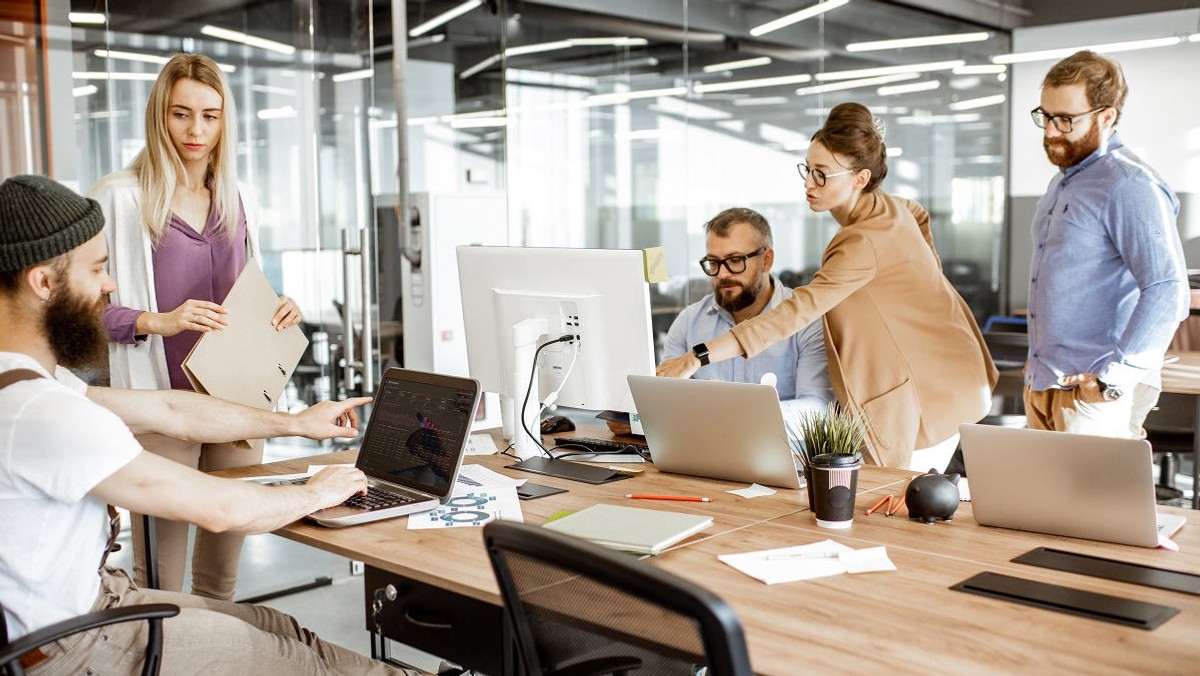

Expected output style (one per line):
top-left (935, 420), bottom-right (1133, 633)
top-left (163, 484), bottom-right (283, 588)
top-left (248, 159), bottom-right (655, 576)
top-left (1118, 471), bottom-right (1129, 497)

top-left (143, 514), bottom-right (159, 590)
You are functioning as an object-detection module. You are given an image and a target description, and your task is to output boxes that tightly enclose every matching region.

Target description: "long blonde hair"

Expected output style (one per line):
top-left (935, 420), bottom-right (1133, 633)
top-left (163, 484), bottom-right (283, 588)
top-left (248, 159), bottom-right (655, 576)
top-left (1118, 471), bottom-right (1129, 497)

top-left (128, 53), bottom-right (240, 241)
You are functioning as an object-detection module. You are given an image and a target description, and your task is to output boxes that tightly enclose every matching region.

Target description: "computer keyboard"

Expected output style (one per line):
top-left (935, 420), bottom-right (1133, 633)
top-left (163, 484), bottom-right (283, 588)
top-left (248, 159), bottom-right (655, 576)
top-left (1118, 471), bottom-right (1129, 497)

top-left (344, 486), bottom-right (416, 511)
top-left (553, 436), bottom-right (649, 455)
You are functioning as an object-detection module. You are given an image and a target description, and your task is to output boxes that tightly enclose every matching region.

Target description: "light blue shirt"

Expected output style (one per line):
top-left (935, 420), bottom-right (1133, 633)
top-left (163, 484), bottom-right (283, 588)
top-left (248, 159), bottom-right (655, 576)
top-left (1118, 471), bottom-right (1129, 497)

top-left (663, 274), bottom-right (833, 418)
top-left (1027, 133), bottom-right (1188, 392)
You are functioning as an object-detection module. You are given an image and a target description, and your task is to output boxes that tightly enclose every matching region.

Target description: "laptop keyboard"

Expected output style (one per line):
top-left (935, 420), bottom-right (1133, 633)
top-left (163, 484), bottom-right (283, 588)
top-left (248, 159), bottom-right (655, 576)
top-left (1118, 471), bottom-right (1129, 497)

top-left (345, 486), bottom-right (416, 511)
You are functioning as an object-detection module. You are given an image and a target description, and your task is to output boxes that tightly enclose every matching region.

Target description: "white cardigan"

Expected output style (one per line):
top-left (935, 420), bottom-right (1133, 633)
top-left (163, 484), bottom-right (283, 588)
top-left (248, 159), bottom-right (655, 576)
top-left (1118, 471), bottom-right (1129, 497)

top-left (88, 171), bottom-right (261, 390)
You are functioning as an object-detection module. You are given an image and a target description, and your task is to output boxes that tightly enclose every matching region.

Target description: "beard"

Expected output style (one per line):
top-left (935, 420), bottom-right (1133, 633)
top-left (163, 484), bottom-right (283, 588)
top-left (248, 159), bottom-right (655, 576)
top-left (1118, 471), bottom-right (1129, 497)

top-left (714, 275), bottom-right (766, 314)
top-left (1043, 121), bottom-right (1101, 169)
top-left (43, 283), bottom-right (108, 370)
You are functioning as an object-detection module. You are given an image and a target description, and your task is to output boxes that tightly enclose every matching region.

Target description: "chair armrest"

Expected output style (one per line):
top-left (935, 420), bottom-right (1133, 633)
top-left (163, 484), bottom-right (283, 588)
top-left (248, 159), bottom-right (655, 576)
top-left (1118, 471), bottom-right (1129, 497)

top-left (1, 604), bottom-right (179, 665)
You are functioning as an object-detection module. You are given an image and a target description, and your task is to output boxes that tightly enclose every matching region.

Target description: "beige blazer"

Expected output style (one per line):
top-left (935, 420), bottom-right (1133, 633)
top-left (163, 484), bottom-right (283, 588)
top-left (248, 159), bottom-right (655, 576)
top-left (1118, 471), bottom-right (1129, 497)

top-left (730, 191), bottom-right (998, 467)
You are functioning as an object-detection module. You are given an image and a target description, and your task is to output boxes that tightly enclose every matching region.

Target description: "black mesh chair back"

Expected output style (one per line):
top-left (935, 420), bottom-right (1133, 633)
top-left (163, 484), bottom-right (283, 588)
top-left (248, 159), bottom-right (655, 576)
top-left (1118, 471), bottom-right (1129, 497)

top-left (1, 600), bottom-right (178, 676)
top-left (483, 520), bottom-right (753, 676)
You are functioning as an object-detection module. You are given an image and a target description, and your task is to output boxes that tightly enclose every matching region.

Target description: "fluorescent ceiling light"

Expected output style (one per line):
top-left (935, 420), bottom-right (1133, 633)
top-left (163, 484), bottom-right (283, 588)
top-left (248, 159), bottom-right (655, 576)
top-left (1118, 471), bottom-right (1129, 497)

top-left (992, 37), bottom-right (1180, 64)
top-left (95, 49), bottom-right (236, 73)
top-left (949, 94), bottom-right (1005, 111)
top-left (896, 112), bottom-right (981, 125)
top-left (462, 37), bottom-right (647, 79)
top-left (201, 25), bottom-right (295, 56)
top-left (409, 0), bottom-right (484, 38)
top-left (614, 129), bottom-right (662, 141)
top-left (586, 86), bottom-right (688, 105)
top-left (694, 73), bottom-right (813, 94)
top-left (703, 57), bottom-right (772, 73)
top-left (876, 80), bottom-right (940, 96)
top-left (651, 97), bottom-right (730, 120)
top-left (256, 106), bottom-right (297, 120)
top-left (732, 96), bottom-right (790, 107)
top-left (73, 85), bottom-right (98, 97)
top-left (887, 147), bottom-right (903, 157)
top-left (332, 69), bottom-right (373, 83)
top-left (68, 12), bottom-right (105, 24)
top-left (796, 73), bottom-right (918, 96)
top-left (72, 71), bottom-right (159, 81)
top-left (847, 31), bottom-right (988, 53)
top-left (953, 64), bottom-right (1006, 75)
top-left (816, 59), bottom-right (964, 81)
top-left (1190, 33), bottom-right (1200, 42)
top-left (449, 116), bottom-right (509, 129)
top-left (750, 0), bottom-right (850, 38)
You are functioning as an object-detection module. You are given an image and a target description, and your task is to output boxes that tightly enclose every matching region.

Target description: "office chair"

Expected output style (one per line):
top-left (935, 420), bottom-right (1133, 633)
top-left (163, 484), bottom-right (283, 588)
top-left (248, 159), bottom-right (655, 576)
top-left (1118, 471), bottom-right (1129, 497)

top-left (0, 601), bottom-right (178, 676)
top-left (483, 520), bottom-right (753, 676)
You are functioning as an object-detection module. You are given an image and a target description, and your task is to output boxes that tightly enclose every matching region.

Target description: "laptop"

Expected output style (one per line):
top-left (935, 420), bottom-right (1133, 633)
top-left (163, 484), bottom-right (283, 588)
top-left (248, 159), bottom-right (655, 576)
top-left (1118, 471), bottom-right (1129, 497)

top-left (627, 375), bottom-right (802, 489)
top-left (307, 368), bottom-right (481, 527)
top-left (959, 424), bottom-right (1186, 547)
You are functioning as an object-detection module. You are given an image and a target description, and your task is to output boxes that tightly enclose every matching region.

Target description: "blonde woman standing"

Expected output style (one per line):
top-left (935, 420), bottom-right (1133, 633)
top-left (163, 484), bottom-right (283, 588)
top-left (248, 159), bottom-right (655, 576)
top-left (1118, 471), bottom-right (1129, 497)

top-left (89, 53), bottom-right (300, 599)
top-left (659, 103), bottom-right (997, 471)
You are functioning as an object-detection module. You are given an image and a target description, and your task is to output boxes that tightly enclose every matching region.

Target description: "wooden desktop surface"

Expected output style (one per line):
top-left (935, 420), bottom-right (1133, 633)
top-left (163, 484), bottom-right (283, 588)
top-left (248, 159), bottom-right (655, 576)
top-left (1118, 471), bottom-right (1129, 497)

top-left (221, 444), bottom-right (1200, 675)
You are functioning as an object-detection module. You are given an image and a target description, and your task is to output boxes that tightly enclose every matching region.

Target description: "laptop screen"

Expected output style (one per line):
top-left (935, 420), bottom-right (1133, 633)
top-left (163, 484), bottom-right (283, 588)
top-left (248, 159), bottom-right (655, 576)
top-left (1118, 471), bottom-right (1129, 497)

top-left (356, 370), bottom-right (479, 496)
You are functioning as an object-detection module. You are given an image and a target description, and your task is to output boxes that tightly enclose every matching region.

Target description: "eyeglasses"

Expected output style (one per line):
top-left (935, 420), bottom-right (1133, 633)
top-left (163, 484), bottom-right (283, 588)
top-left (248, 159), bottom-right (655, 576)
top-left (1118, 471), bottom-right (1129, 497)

top-left (699, 247), bottom-right (767, 276)
top-left (1030, 106), bottom-right (1106, 134)
top-left (796, 162), bottom-right (854, 187)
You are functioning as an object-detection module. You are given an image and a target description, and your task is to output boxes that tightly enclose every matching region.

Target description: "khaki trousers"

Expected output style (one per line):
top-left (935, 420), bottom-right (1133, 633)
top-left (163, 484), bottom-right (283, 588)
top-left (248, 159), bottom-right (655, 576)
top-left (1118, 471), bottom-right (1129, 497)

top-left (28, 568), bottom-right (403, 676)
top-left (131, 433), bottom-right (263, 600)
top-left (1023, 383), bottom-right (1160, 439)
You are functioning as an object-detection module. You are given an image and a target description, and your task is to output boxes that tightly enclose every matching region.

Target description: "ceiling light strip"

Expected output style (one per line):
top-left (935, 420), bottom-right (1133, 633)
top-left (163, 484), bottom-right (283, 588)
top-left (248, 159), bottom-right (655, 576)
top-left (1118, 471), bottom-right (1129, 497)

top-left (992, 37), bottom-right (1181, 64)
top-left (796, 73), bottom-right (918, 96)
top-left (846, 32), bottom-right (989, 53)
top-left (409, 0), bottom-right (484, 38)
top-left (815, 59), bottom-right (964, 81)
top-left (876, 80), bottom-right (940, 96)
top-left (201, 24), bottom-right (295, 56)
top-left (703, 57), bottom-right (772, 73)
top-left (750, 0), bottom-right (851, 38)
top-left (948, 94), bottom-right (1006, 111)
top-left (695, 73), bottom-right (813, 94)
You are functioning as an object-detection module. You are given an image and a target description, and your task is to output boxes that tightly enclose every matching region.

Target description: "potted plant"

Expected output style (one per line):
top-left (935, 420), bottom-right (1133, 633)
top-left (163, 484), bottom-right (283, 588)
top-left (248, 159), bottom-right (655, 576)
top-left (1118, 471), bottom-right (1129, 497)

top-left (791, 403), bottom-right (866, 528)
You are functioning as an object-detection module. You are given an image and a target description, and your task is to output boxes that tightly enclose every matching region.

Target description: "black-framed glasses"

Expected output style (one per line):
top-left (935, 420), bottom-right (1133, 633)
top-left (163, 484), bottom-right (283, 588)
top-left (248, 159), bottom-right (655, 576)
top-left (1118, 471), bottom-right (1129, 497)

top-left (1030, 106), bottom-right (1106, 133)
top-left (699, 247), bottom-right (767, 276)
top-left (796, 162), bottom-right (854, 187)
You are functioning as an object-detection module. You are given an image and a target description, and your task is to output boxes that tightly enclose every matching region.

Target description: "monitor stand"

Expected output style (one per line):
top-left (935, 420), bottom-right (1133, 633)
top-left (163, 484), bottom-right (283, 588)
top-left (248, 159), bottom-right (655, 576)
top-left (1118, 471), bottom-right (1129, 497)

top-left (507, 456), bottom-right (631, 485)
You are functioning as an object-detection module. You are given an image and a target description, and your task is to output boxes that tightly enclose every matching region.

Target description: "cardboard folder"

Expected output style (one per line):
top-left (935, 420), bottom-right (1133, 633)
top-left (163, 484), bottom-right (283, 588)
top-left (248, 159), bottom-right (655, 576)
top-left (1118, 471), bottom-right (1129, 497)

top-left (182, 263), bottom-right (308, 411)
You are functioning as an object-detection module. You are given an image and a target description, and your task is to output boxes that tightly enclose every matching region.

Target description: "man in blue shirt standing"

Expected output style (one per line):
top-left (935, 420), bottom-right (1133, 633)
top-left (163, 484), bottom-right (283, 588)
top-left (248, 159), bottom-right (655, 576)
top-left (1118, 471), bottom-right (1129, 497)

top-left (664, 207), bottom-right (833, 422)
top-left (1025, 50), bottom-right (1188, 437)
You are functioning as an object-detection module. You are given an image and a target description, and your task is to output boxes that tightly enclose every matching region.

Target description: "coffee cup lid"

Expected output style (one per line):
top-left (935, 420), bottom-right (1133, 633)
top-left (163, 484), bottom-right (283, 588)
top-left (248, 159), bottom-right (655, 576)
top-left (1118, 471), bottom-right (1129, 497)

top-left (810, 452), bottom-right (862, 468)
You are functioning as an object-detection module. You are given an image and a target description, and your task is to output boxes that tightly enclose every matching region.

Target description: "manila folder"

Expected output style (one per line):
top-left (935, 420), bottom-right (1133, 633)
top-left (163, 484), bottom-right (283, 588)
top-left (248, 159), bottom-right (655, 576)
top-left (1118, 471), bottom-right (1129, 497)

top-left (182, 263), bottom-right (308, 411)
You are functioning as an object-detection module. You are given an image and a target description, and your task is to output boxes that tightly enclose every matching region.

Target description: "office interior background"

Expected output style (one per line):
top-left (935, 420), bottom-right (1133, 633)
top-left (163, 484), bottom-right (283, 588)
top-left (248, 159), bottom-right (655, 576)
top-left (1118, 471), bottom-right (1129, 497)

top-left (3, 0), bottom-right (1200, 659)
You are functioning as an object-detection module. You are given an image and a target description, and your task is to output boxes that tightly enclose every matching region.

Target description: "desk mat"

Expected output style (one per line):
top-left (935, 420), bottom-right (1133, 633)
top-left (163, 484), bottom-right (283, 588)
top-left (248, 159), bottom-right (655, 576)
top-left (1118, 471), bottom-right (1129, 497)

top-left (507, 457), bottom-right (631, 485)
top-left (1013, 547), bottom-right (1200, 596)
top-left (950, 571), bottom-right (1179, 630)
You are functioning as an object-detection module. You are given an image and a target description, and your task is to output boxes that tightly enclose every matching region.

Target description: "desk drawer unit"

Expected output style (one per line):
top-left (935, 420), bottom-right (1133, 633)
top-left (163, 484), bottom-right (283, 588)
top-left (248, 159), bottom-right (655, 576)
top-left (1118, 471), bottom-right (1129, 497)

top-left (363, 566), bottom-right (511, 674)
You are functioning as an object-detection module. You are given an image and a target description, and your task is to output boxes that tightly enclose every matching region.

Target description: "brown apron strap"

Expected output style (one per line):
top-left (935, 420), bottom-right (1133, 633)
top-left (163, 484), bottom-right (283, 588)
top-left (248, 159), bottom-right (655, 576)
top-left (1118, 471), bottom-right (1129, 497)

top-left (0, 368), bottom-right (44, 389)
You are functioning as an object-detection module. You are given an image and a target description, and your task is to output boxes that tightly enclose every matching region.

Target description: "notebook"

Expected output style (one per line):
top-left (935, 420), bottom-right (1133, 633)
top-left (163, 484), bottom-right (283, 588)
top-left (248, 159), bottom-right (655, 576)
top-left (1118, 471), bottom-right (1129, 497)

top-left (959, 424), bottom-right (1186, 548)
top-left (543, 503), bottom-right (712, 555)
top-left (627, 375), bottom-right (803, 488)
top-left (182, 263), bottom-right (308, 411)
top-left (307, 368), bottom-right (481, 527)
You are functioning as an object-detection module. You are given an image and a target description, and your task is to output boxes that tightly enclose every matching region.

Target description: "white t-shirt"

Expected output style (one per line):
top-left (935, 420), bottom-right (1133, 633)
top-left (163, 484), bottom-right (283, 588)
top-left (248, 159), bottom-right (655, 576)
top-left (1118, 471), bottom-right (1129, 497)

top-left (0, 352), bottom-right (140, 639)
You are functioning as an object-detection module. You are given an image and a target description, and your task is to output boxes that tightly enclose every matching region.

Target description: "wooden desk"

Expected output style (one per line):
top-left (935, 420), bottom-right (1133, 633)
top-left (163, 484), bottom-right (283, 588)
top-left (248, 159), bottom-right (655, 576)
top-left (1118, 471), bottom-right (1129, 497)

top-left (224, 454), bottom-right (1200, 675)
top-left (1162, 350), bottom-right (1200, 508)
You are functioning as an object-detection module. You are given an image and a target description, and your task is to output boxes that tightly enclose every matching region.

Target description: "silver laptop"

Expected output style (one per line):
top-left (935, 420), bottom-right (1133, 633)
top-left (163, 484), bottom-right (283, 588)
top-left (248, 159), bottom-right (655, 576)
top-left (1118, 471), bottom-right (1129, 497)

top-left (627, 375), bottom-right (802, 488)
top-left (307, 368), bottom-right (481, 527)
top-left (959, 424), bottom-right (1186, 547)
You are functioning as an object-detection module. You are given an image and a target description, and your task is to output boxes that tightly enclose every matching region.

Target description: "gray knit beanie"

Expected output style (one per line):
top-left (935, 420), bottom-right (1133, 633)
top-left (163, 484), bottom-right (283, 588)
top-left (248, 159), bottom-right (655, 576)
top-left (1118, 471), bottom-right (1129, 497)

top-left (0, 174), bottom-right (105, 271)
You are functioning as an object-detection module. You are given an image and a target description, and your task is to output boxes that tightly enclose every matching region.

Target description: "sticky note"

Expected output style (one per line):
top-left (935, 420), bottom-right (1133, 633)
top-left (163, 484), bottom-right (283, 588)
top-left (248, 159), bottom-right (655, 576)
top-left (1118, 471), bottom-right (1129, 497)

top-left (643, 246), bottom-right (668, 283)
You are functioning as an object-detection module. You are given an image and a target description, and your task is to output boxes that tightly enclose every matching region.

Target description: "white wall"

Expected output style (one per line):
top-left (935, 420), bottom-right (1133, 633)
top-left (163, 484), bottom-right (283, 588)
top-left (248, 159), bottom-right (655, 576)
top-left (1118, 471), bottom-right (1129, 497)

top-left (1007, 8), bottom-right (1200, 308)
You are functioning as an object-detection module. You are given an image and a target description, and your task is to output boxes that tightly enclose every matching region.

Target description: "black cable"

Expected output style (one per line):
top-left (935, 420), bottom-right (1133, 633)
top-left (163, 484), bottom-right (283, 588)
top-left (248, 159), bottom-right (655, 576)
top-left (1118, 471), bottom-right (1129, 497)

top-left (549, 443), bottom-right (650, 461)
top-left (520, 335), bottom-right (576, 457)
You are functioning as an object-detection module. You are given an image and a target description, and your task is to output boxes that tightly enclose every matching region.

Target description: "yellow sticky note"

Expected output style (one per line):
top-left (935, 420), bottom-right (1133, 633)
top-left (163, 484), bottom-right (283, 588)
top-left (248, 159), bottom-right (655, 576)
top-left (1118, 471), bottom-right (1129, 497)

top-left (642, 246), bottom-right (667, 283)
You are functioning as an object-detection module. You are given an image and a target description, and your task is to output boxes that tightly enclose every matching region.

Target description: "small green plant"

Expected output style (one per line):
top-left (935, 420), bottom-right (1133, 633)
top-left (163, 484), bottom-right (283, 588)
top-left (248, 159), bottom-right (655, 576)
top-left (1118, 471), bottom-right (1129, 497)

top-left (793, 403), bottom-right (865, 469)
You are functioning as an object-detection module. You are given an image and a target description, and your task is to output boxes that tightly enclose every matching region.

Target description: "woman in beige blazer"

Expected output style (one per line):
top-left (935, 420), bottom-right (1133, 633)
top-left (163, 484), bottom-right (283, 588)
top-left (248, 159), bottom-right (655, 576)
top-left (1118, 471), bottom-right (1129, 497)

top-left (659, 103), bottom-right (997, 469)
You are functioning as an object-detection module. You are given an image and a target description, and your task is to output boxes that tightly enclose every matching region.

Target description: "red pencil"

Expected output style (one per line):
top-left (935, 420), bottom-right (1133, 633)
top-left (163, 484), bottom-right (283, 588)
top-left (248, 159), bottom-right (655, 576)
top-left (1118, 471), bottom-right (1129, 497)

top-left (886, 494), bottom-right (906, 516)
top-left (626, 494), bottom-right (711, 503)
top-left (865, 495), bottom-right (892, 515)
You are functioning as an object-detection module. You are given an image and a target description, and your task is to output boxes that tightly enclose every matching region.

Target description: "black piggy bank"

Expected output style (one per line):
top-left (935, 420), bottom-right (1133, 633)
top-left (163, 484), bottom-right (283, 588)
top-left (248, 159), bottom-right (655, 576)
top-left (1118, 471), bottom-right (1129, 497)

top-left (905, 470), bottom-right (961, 524)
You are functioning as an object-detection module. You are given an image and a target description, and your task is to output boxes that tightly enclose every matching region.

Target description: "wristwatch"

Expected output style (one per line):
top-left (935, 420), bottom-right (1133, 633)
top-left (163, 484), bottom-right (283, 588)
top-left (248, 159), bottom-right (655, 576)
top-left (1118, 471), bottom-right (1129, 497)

top-left (691, 343), bottom-right (711, 367)
top-left (1097, 379), bottom-right (1123, 401)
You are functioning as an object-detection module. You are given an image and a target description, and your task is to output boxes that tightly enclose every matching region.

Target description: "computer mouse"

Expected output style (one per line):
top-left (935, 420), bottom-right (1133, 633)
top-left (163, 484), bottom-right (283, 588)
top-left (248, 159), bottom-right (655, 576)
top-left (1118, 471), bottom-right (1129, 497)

top-left (540, 415), bottom-right (575, 434)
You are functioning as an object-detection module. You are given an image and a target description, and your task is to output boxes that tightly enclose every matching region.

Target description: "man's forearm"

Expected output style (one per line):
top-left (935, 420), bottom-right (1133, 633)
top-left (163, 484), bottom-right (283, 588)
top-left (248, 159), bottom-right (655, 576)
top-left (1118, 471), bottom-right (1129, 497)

top-left (89, 386), bottom-right (299, 442)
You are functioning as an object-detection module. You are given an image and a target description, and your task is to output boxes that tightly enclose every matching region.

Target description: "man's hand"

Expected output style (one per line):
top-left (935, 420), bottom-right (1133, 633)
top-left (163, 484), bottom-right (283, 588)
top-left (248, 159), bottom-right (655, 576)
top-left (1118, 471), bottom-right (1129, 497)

top-left (143, 299), bottom-right (228, 337)
top-left (306, 465), bottom-right (369, 510)
top-left (292, 397), bottom-right (374, 439)
top-left (1058, 373), bottom-right (1107, 404)
top-left (656, 352), bottom-right (701, 379)
top-left (272, 295), bottom-right (302, 330)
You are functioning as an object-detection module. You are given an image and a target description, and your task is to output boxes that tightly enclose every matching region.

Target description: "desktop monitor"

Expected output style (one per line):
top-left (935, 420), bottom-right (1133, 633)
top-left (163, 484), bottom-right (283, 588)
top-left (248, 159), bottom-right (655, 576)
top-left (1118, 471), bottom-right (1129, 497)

top-left (457, 246), bottom-right (657, 457)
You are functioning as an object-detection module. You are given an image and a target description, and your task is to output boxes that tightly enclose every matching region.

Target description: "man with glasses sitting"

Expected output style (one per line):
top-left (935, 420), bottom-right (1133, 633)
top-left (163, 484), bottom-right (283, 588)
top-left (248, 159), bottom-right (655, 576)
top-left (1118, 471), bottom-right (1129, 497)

top-left (1024, 50), bottom-right (1187, 438)
top-left (645, 208), bottom-right (832, 431)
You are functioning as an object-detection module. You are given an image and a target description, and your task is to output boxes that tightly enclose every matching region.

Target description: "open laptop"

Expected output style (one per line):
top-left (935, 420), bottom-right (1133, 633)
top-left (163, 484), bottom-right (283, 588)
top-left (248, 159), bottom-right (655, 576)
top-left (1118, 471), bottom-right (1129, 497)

top-left (306, 368), bottom-right (481, 527)
top-left (627, 375), bottom-right (802, 488)
top-left (959, 424), bottom-right (1186, 547)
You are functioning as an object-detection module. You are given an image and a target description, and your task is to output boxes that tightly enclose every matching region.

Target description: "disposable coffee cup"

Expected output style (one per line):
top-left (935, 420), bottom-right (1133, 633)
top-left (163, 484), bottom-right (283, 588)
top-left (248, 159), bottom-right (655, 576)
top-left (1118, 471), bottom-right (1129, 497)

top-left (809, 452), bottom-right (862, 529)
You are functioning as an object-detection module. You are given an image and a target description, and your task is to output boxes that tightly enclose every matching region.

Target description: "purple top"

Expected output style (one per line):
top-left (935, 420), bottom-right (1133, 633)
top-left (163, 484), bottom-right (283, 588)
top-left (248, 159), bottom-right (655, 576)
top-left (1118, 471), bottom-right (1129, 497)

top-left (103, 193), bottom-right (248, 391)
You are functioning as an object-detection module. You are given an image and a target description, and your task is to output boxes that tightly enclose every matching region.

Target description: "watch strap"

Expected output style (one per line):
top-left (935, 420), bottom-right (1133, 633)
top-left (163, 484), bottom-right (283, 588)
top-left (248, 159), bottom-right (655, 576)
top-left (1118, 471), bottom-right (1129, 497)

top-left (692, 343), bottom-right (711, 367)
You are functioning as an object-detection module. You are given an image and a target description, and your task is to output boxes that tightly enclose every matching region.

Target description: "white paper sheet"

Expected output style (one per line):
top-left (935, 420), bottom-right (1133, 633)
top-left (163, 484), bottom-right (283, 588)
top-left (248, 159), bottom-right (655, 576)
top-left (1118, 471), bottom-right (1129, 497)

top-left (719, 539), bottom-right (895, 584)
top-left (457, 463), bottom-right (526, 488)
top-left (466, 434), bottom-right (500, 456)
top-left (839, 546), bottom-right (896, 574)
top-left (727, 483), bottom-right (776, 498)
top-left (407, 484), bottom-right (523, 529)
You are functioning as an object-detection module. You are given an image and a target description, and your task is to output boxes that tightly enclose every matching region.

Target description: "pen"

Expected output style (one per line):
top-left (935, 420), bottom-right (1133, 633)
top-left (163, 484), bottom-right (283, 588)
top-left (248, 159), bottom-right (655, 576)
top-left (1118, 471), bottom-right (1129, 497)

top-left (865, 495), bottom-right (892, 516)
top-left (764, 551), bottom-right (841, 560)
top-left (626, 494), bottom-right (711, 503)
top-left (886, 494), bottom-right (906, 516)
